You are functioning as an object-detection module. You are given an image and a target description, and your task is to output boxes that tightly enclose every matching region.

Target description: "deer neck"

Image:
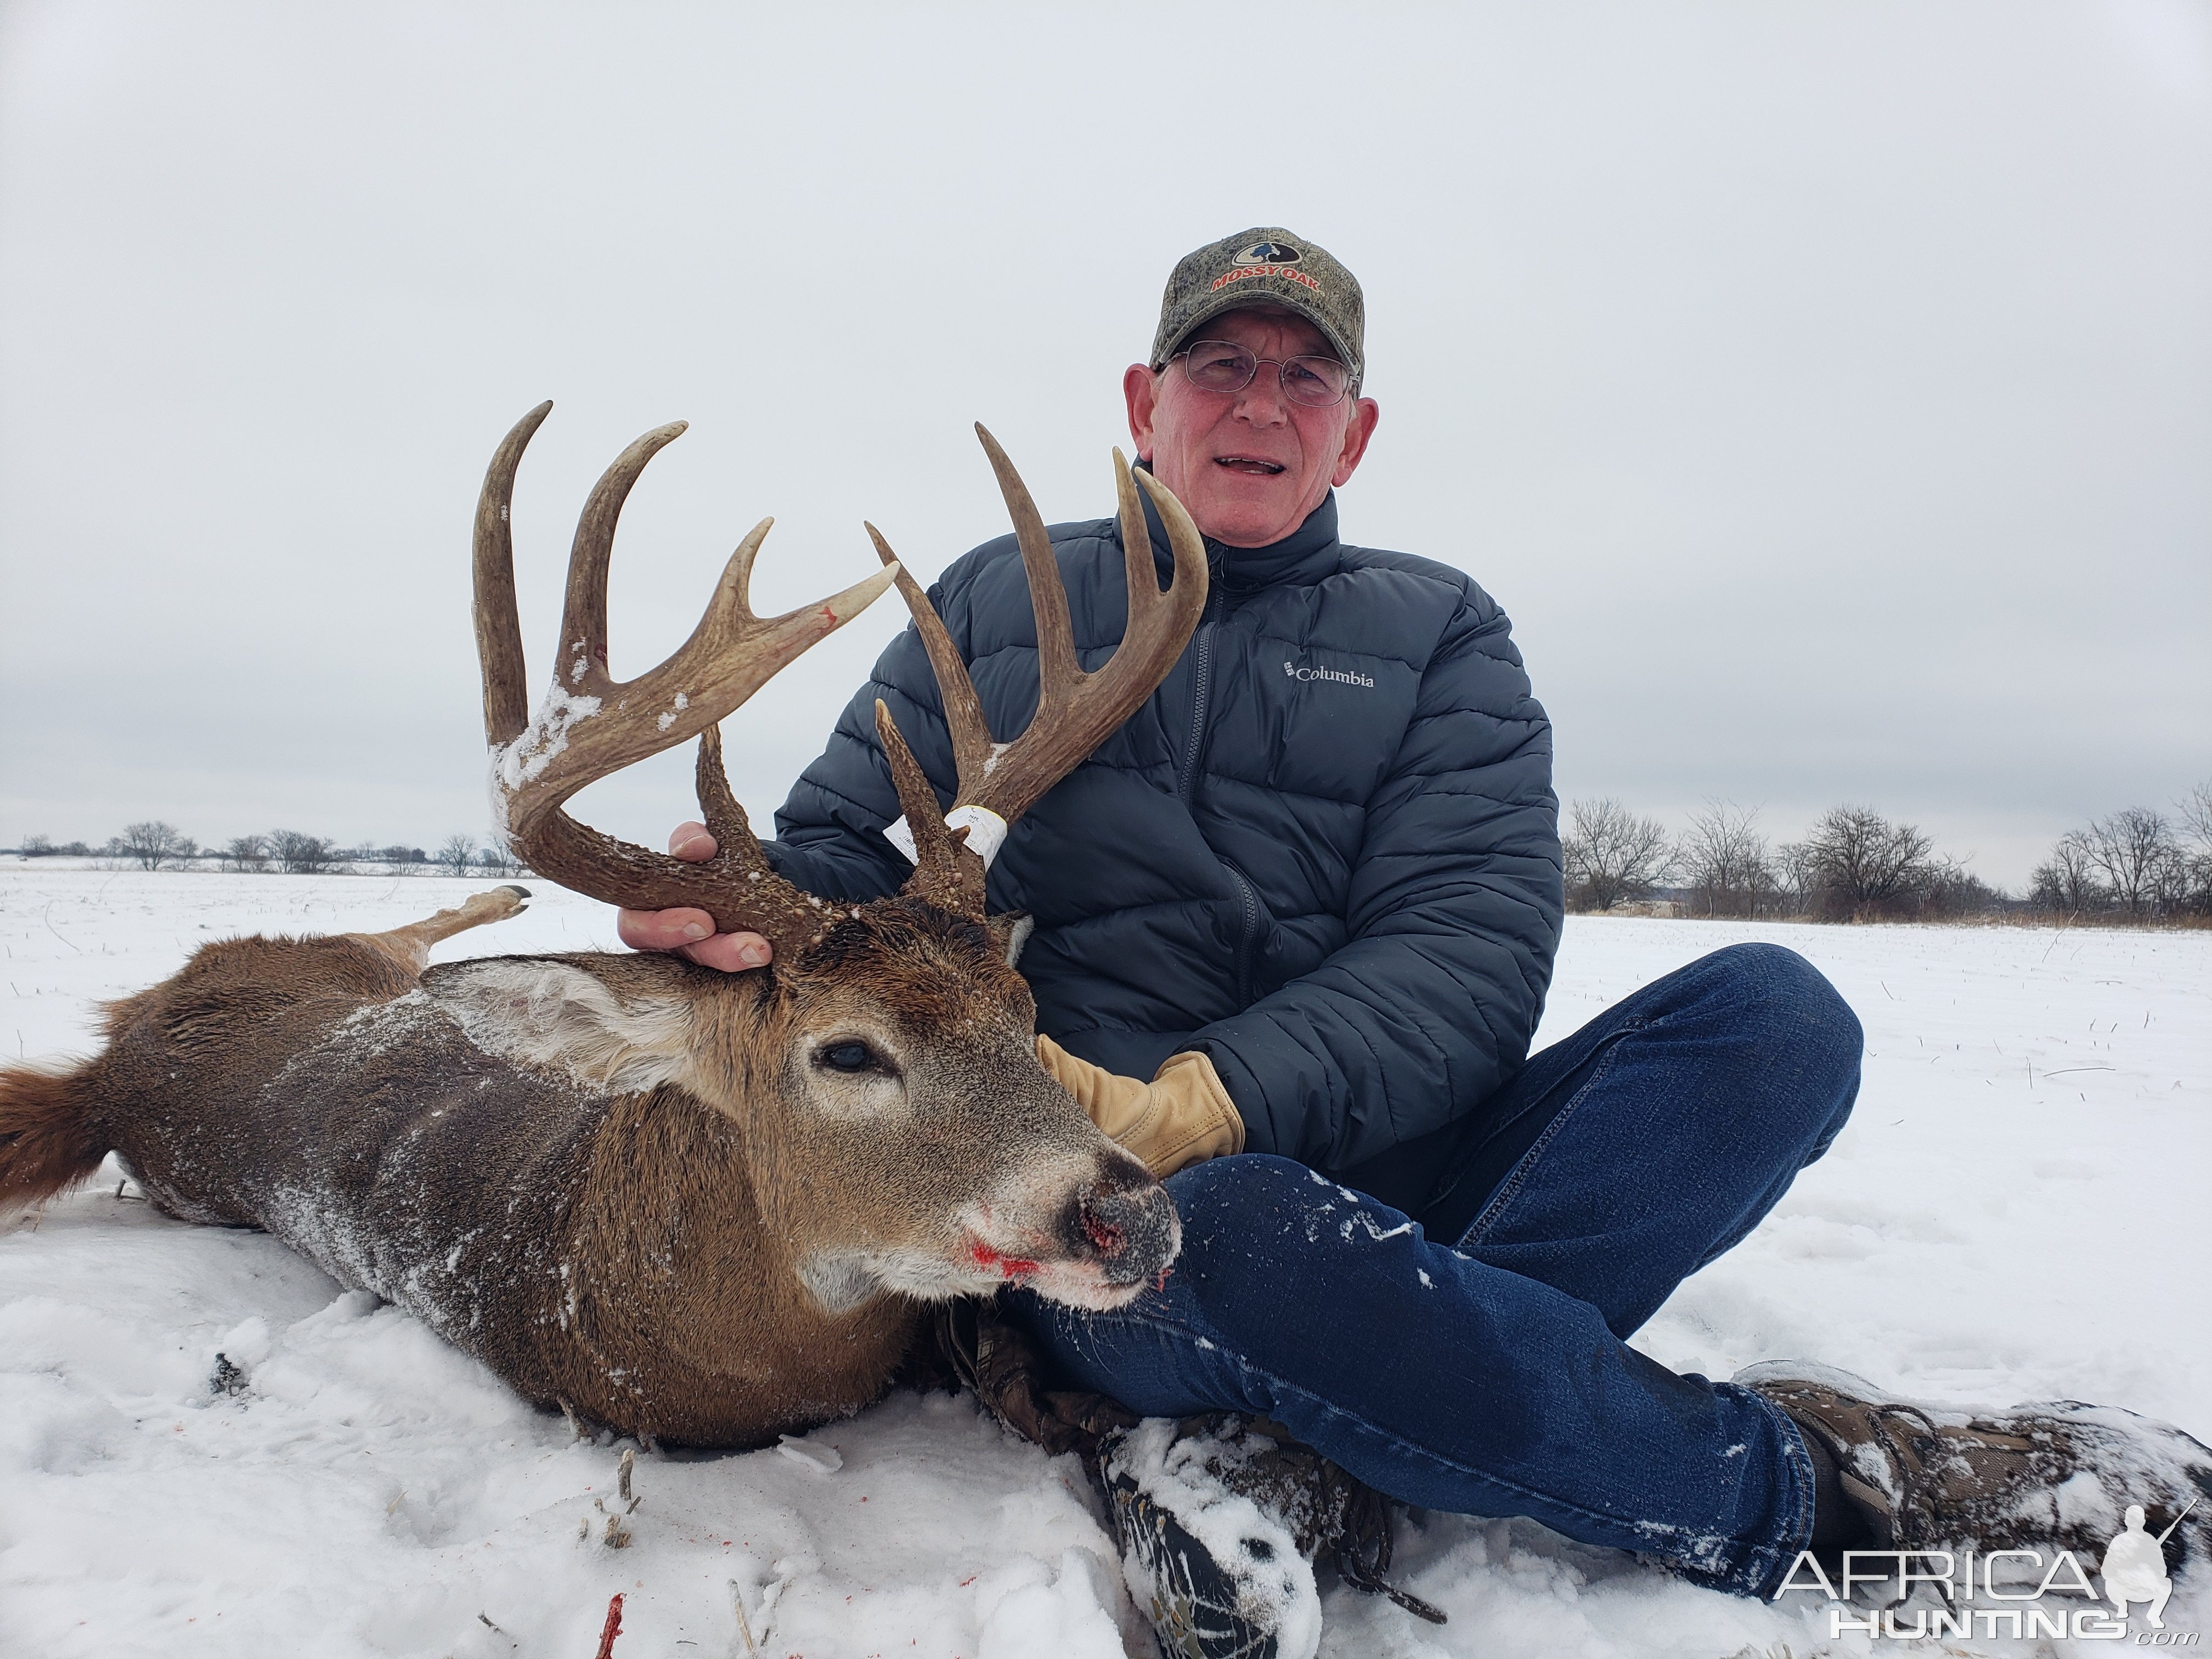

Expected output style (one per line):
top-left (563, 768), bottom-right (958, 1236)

top-left (565, 1085), bottom-right (900, 1361)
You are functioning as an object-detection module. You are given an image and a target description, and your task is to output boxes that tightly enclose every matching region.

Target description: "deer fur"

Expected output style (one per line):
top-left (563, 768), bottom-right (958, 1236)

top-left (0, 887), bottom-right (1173, 1446)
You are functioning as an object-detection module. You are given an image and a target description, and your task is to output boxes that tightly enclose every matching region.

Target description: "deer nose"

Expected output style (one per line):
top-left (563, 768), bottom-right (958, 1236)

top-left (1062, 1163), bottom-right (1177, 1284)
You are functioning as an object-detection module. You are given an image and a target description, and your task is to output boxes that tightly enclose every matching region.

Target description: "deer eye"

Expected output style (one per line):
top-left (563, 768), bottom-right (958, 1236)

top-left (817, 1040), bottom-right (879, 1074)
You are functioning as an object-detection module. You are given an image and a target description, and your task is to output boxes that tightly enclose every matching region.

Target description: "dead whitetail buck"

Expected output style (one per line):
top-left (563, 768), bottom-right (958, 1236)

top-left (0, 404), bottom-right (1208, 1446)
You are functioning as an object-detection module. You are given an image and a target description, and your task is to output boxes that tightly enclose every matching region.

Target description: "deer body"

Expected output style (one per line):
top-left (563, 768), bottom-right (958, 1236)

top-left (0, 408), bottom-right (1208, 1448)
top-left (73, 935), bottom-right (943, 1445)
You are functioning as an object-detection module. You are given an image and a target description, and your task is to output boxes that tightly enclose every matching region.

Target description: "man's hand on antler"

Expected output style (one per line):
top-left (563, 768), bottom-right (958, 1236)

top-left (613, 823), bottom-right (775, 972)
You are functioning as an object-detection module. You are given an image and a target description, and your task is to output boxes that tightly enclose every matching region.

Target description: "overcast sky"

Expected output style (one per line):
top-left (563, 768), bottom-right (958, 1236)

top-left (3, 1), bottom-right (2207, 889)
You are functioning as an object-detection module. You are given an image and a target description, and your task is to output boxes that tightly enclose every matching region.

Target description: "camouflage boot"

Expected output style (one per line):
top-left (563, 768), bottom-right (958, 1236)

top-left (923, 1299), bottom-right (1442, 1657)
top-left (1101, 1413), bottom-right (1444, 1659)
top-left (1739, 1361), bottom-right (2212, 1579)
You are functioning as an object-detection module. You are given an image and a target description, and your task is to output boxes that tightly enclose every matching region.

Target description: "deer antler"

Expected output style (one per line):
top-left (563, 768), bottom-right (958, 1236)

top-left (473, 403), bottom-right (899, 959)
top-left (867, 426), bottom-right (1209, 912)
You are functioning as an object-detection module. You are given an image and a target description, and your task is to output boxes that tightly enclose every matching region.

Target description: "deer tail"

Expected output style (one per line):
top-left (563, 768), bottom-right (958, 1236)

top-left (0, 1060), bottom-right (107, 1215)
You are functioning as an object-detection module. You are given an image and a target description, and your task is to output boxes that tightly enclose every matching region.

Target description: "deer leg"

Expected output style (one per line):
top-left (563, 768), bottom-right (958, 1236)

top-left (345, 885), bottom-right (532, 975)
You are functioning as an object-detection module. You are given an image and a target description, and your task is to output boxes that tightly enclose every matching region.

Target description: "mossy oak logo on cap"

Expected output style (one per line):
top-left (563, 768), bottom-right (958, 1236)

top-left (1212, 240), bottom-right (1322, 295)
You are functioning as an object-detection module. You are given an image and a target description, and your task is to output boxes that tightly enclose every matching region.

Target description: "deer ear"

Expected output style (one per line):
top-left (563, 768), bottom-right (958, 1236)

top-left (991, 913), bottom-right (1035, 969)
top-left (424, 958), bottom-right (697, 1097)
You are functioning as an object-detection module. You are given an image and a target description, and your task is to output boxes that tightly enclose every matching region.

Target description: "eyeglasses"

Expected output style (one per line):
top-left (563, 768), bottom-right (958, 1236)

top-left (1172, 340), bottom-right (1354, 408)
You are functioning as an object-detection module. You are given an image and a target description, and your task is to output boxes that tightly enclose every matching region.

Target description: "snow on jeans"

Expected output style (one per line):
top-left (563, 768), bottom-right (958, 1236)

top-left (1008, 942), bottom-right (1864, 1599)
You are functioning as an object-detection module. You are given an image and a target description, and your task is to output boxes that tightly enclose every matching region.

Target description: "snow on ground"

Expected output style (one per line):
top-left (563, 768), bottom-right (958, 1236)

top-left (2, 865), bottom-right (2207, 1658)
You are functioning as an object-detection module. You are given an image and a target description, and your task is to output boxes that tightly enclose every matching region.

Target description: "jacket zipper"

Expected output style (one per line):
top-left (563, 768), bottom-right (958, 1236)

top-left (1176, 583), bottom-right (1259, 1005)
top-left (1220, 859), bottom-right (1262, 1008)
top-left (1177, 586), bottom-right (1223, 805)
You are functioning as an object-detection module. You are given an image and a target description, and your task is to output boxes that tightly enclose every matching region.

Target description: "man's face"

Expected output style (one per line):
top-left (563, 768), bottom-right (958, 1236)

top-left (1124, 308), bottom-right (1381, 549)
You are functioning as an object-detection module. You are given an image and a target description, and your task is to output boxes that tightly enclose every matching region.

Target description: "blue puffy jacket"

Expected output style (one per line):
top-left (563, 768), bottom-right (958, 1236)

top-left (766, 486), bottom-right (1564, 1192)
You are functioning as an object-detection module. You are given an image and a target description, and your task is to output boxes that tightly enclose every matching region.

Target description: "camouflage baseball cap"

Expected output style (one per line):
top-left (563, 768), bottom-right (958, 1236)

top-left (1149, 227), bottom-right (1365, 386)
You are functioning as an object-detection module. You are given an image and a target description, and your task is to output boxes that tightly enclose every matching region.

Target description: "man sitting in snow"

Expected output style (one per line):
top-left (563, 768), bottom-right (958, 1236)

top-left (620, 228), bottom-right (2209, 1657)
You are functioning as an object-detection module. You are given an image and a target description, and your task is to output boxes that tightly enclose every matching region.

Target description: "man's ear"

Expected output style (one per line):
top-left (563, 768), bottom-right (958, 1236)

top-left (1331, 396), bottom-right (1380, 488)
top-left (1123, 362), bottom-right (1160, 461)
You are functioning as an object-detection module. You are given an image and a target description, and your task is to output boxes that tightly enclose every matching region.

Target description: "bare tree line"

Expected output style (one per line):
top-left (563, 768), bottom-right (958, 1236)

top-left (18, 787), bottom-right (2212, 926)
top-left (2028, 785), bottom-right (2212, 923)
top-left (1563, 782), bottom-right (2212, 924)
top-left (11, 823), bottom-right (524, 878)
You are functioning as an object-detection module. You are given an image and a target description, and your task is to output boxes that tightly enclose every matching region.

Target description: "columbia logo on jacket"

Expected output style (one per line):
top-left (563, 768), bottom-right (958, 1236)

top-left (1284, 660), bottom-right (1374, 688)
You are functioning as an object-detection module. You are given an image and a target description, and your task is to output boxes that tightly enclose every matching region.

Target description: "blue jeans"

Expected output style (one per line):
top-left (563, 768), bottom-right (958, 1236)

top-left (1010, 943), bottom-right (1863, 1598)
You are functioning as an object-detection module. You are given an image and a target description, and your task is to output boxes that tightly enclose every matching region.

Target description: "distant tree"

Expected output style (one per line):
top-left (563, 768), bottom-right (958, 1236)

top-left (1676, 802), bottom-right (1776, 918)
top-left (119, 820), bottom-right (195, 871)
top-left (1773, 838), bottom-right (1816, 912)
top-left (222, 834), bottom-right (269, 872)
top-left (2083, 806), bottom-right (2183, 921)
top-left (269, 828), bottom-right (340, 874)
top-left (1561, 797), bottom-right (1674, 912)
top-left (437, 834), bottom-right (477, 876)
top-left (1921, 856), bottom-right (2007, 918)
top-left (475, 844), bottom-right (523, 878)
top-left (377, 844), bottom-right (427, 872)
top-left (19, 833), bottom-right (54, 857)
top-left (1795, 805), bottom-right (1935, 920)
top-left (2179, 780), bottom-right (2212, 849)
top-left (2175, 780), bottom-right (2212, 917)
top-left (2029, 829), bottom-right (2102, 914)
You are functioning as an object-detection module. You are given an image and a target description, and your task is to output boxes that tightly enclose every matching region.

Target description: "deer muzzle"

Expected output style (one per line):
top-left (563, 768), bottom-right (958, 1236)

top-left (1025, 1159), bottom-right (1180, 1310)
top-left (1067, 1161), bottom-right (1178, 1278)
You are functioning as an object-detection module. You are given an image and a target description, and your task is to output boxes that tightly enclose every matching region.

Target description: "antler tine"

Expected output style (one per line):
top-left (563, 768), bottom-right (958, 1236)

top-left (866, 522), bottom-right (994, 790)
top-left (473, 399), bottom-right (554, 749)
top-left (1126, 459), bottom-right (1209, 656)
top-left (975, 425), bottom-right (1082, 716)
top-left (874, 699), bottom-right (985, 914)
top-left (715, 517), bottom-right (774, 633)
top-left (652, 516), bottom-right (776, 680)
top-left (1112, 444), bottom-right (1157, 627)
top-left (658, 522), bottom-right (896, 722)
top-left (689, 723), bottom-right (793, 902)
top-left (559, 421), bottom-right (688, 696)
top-left (693, 722), bottom-right (748, 843)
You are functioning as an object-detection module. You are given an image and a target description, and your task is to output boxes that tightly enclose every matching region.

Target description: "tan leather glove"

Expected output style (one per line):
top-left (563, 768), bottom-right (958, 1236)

top-left (1034, 1034), bottom-right (1245, 1177)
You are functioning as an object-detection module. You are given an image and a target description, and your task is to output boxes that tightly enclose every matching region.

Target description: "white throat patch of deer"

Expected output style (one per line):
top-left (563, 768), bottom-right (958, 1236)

top-left (0, 407), bottom-right (1209, 1447)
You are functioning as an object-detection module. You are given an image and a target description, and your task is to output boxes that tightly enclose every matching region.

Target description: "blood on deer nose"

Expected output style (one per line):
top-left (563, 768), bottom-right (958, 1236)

top-left (1063, 1164), bottom-right (1176, 1284)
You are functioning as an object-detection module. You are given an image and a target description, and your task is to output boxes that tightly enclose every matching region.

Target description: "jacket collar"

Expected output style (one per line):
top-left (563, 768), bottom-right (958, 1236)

top-left (1133, 465), bottom-right (1344, 594)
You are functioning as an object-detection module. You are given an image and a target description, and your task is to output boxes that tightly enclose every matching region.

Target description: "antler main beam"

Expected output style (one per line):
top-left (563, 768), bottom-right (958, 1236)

top-left (472, 403), bottom-right (899, 958)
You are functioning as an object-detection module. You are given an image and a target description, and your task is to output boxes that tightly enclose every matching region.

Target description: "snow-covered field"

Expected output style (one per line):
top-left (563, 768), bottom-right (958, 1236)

top-left (2, 866), bottom-right (2207, 1658)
